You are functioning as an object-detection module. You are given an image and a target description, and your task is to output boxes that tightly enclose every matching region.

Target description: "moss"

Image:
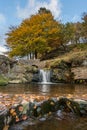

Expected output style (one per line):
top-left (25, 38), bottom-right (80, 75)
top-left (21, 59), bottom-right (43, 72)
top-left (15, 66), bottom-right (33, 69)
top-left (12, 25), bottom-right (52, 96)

top-left (0, 75), bottom-right (8, 86)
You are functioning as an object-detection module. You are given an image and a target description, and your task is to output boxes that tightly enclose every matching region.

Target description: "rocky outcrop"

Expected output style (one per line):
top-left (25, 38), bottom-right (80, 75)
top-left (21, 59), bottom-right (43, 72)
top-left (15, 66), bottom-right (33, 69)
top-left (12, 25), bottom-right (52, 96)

top-left (7, 63), bottom-right (39, 84)
top-left (51, 61), bottom-right (72, 83)
top-left (71, 67), bottom-right (87, 79)
top-left (0, 104), bottom-right (7, 130)
top-left (1, 97), bottom-right (87, 130)
top-left (50, 58), bottom-right (87, 83)
top-left (0, 55), bottom-right (10, 74)
top-left (0, 54), bottom-right (87, 84)
top-left (0, 55), bottom-right (16, 74)
top-left (0, 55), bottom-right (40, 84)
top-left (71, 59), bottom-right (87, 83)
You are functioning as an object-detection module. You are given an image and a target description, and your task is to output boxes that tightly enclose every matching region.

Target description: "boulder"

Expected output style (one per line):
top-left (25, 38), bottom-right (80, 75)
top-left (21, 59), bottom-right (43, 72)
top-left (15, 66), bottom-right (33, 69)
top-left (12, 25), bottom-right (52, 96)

top-left (51, 61), bottom-right (72, 83)
top-left (0, 104), bottom-right (8, 130)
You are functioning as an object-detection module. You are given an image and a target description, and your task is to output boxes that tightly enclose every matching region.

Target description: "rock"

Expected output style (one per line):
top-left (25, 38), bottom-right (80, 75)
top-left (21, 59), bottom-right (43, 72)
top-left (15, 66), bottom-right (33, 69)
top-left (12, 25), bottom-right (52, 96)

top-left (50, 57), bottom-right (87, 84)
top-left (0, 75), bottom-right (8, 86)
top-left (41, 99), bottom-right (56, 115)
top-left (3, 125), bottom-right (9, 130)
top-left (71, 67), bottom-right (87, 82)
top-left (56, 110), bottom-right (63, 118)
top-left (57, 97), bottom-right (87, 116)
top-left (32, 73), bottom-right (40, 82)
top-left (51, 61), bottom-right (72, 83)
top-left (82, 60), bottom-right (87, 66)
top-left (73, 99), bottom-right (87, 116)
top-left (1, 96), bottom-right (87, 129)
top-left (39, 117), bottom-right (46, 121)
top-left (9, 80), bottom-right (22, 84)
top-left (0, 55), bottom-right (40, 83)
top-left (0, 104), bottom-right (8, 130)
top-left (0, 114), bottom-right (5, 129)
top-left (0, 55), bottom-right (10, 74)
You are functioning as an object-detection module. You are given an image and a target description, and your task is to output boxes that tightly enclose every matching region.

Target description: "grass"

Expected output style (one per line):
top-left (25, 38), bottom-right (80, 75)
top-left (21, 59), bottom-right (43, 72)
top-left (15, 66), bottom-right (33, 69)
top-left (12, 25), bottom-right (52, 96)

top-left (0, 75), bottom-right (8, 86)
top-left (45, 49), bottom-right (87, 68)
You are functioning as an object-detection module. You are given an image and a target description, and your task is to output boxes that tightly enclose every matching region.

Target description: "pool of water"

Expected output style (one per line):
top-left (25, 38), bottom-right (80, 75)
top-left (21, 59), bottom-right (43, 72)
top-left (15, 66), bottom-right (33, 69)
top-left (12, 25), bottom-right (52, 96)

top-left (24, 117), bottom-right (87, 130)
top-left (9, 113), bottom-right (87, 130)
top-left (0, 83), bottom-right (87, 130)
top-left (0, 83), bottom-right (87, 99)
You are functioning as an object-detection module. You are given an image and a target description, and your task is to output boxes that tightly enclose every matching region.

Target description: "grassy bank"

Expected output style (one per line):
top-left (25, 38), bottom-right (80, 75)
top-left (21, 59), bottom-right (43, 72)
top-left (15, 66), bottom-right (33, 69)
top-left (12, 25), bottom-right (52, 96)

top-left (45, 50), bottom-right (87, 67)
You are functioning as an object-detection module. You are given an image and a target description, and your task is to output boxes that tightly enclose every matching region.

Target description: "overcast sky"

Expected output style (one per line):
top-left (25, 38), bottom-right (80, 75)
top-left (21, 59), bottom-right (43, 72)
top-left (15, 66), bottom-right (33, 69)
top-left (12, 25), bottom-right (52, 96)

top-left (0, 0), bottom-right (87, 53)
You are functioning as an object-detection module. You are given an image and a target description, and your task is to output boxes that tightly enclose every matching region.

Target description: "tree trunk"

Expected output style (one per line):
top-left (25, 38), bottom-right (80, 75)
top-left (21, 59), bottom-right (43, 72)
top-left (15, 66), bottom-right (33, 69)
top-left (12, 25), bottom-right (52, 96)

top-left (30, 53), bottom-right (32, 59)
top-left (35, 50), bottom-right (37, 59)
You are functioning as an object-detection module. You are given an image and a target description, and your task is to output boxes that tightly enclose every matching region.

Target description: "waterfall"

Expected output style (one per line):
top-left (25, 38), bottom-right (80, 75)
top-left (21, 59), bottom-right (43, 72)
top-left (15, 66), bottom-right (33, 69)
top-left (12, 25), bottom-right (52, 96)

top-left (39, 69), bottom-right (51, 83)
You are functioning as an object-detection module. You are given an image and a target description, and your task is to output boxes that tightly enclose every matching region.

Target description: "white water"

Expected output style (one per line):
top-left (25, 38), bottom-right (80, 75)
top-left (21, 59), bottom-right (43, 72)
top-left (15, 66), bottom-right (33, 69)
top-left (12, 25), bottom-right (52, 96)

top-left (39, 69), bottom-right (51, 83)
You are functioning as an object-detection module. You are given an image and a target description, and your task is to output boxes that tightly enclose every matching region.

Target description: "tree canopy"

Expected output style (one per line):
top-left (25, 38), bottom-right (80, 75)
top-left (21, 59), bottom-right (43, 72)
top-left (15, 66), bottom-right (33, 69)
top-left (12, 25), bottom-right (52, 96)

top-left (6, 8), bottom-right (87, 58)
top-left (6, 8), bottom-right (62, 58)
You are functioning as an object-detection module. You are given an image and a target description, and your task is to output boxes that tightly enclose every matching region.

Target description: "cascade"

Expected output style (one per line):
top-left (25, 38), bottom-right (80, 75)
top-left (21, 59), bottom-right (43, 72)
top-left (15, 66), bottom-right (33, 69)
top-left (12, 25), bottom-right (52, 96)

top-left (39, 69), bottom-right (51, 83)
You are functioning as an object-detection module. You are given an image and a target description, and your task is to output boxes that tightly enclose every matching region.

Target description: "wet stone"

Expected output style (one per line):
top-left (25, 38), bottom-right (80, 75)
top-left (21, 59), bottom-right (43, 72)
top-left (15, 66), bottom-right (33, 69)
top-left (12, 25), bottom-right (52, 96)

top-left (39, 117), bottom-right (46, 121)
top-left (0, 105), bottom-right (8, 130)
top-left (1, 96), bottom-right (87, 129)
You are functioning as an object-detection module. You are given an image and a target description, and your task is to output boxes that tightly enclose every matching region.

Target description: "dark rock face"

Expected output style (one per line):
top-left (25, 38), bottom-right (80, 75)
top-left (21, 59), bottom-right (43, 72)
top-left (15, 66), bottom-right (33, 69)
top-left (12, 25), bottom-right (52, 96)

top-left (51, 59), bottom-right (87, 84)
top-left (51, 61), bottom-right (72, 83)
top-left (0, 114), bottom-right (4, 130)
top-left (0, 105), bottom-right (8, 130)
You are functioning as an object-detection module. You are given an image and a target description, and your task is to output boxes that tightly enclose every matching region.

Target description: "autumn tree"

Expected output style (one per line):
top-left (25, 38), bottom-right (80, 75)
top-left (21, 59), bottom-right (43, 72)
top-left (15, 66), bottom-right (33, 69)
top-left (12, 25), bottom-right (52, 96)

top-left (6, 25), bottom-right (31, 58)
top-left (6, 8), bottom-right (62, 58)
top-left (38, 7), bottom-right (51, 14)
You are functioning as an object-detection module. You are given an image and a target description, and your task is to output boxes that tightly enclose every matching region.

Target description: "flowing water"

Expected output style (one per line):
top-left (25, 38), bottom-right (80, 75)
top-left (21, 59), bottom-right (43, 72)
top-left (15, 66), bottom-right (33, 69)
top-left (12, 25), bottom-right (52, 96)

top-left (0, 83), bottom-right (87, 130)
top-left (39, 69), bottom-right (51, 83)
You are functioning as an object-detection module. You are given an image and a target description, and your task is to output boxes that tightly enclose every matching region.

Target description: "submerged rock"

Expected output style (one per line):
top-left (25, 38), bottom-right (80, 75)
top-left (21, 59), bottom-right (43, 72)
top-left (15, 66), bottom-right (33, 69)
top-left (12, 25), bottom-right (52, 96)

top-left (0, 104), bottom-right (8, 130)
top-left (1, 97), bottom-right (87, 130)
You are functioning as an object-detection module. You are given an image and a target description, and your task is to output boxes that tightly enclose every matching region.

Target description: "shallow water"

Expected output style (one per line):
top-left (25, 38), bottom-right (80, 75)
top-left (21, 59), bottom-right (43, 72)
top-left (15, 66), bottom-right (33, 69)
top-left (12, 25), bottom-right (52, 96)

top-left (0, 83), bottom-right (87, 130)
top-left (9, 114), bottom-right (87, 130)
top-left (0, 83), bottom-right (87, 99)
top-left (24, 117), bottom-right (87, 130)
